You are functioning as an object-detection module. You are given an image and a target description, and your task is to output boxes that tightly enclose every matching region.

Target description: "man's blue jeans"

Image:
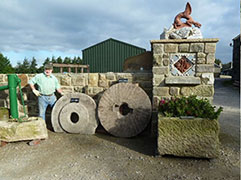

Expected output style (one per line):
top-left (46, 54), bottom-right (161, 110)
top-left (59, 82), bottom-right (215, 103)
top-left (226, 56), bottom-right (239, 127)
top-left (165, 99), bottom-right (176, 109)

top-left (38, 95), bottom-right (57, 121)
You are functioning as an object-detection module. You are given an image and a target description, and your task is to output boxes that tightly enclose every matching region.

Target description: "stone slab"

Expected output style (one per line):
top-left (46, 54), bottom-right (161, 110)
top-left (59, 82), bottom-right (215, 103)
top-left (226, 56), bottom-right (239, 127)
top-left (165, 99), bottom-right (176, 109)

top-left (181, 85), bottom-right (214, 97)
top-left (196, 65), bottom-right (215, 73)
top-left (157, 116), bottom-right (220, 158)
top-left (165, 76), bottom-right (201, 85)
top-left (88, 73), bottom-right (99, 87)
top-left (152, 67), bottom-right (169, 75)
top-left (151, 39), bottom-right (219, 44)
top-left (0, 117), bottom-right (48, 142)
top-left (153, 87), bottom-right (170, 96)
top-left (164, 44), bottom-right (178, 53)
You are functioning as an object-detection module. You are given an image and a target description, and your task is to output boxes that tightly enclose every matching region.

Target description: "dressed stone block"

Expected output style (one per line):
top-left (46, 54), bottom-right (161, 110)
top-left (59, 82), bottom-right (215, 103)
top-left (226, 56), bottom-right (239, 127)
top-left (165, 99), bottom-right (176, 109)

top-left (157, 116), bottom-right (220, 158)
top-left (0, 117), bottom-right (48, 142)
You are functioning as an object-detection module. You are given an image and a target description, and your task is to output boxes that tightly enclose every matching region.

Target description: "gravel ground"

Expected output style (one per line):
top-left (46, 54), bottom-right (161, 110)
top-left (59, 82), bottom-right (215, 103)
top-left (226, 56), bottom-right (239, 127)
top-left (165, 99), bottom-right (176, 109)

top-left (0, 77), bottom-right (240, 180)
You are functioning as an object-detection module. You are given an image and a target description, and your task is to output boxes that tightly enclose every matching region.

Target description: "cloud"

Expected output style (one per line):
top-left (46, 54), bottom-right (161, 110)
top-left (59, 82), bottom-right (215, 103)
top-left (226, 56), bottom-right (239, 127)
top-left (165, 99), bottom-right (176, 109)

top-left (0, 0), bottom-right (239, 65)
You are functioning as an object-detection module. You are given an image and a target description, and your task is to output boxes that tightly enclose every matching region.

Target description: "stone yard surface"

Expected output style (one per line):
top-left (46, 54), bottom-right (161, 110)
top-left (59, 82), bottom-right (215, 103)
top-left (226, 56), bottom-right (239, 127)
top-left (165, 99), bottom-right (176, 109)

top-left (0, 77), bottom-right (240, 180)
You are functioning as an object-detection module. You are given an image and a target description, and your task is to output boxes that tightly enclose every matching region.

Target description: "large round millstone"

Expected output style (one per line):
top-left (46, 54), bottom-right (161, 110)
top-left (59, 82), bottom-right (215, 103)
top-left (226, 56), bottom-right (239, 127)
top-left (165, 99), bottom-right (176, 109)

top-left (51, 93), bottom-right (98, 134)
top-left (98, 83), bottom-right (152, 137)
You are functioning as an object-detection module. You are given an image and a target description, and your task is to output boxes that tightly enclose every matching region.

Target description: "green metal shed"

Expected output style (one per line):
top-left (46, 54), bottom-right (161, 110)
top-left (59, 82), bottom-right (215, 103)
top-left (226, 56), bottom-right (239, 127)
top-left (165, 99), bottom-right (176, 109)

top-left (82, 38), bottom-right (146, 73)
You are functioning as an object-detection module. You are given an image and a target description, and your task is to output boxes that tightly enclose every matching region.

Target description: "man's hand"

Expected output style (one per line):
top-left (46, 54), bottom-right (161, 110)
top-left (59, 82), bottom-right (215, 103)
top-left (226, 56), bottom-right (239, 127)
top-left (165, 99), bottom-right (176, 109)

top-left (33, 89), bottom-right (41, 96)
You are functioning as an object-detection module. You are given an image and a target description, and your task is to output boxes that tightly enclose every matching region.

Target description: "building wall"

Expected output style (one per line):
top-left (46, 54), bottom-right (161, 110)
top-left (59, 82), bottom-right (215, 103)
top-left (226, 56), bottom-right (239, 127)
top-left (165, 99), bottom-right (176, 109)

top-left (232, 35), bottom-right (240, 82)
top-left (0, 73), bottom-right (152, 117)
top-left (82, 38), bottom-right (146, 73)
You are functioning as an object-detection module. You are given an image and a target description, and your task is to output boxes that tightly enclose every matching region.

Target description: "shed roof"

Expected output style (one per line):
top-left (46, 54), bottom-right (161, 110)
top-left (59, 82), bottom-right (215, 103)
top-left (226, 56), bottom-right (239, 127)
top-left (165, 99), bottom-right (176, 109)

top-left (82, 38), bottom-right (146, 51)
top-left (233, 34), bottom-right (240, 41)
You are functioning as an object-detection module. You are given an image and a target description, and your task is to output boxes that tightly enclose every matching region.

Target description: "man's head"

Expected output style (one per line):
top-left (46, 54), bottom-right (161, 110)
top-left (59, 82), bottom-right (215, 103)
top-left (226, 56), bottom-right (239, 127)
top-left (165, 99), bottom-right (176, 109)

top-left (44, 63), bottom-right (53, 76)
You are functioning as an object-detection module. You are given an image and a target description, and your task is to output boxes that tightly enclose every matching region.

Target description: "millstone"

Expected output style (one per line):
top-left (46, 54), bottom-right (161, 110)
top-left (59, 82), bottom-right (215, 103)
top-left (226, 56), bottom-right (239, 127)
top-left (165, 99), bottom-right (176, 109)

top-left (51, 93), bottom-right (98, 134)
top-left (59, 103), bottom-right (89, 133)
top-left (98, 83), bottom-right (152, 137)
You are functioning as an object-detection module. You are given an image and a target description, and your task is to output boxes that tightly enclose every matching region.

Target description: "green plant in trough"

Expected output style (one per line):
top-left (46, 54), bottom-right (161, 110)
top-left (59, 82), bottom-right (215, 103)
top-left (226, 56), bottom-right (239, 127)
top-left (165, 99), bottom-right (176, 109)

top-left (158, 96), bottom-right (223, 120)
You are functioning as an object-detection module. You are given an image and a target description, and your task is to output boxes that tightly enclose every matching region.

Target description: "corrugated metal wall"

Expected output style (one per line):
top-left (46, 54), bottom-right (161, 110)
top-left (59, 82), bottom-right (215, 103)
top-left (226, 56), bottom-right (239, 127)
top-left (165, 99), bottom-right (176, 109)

top-left (82, 38), bottom-right (146, 73)
top-left (232, 35), bottom-right (240, 81)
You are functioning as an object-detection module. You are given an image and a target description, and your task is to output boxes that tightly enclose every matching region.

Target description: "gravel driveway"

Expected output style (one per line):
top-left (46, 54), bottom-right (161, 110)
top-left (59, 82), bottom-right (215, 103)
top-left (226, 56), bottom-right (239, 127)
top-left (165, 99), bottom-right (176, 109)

top-left (0, 77), bottom-right (240, 180)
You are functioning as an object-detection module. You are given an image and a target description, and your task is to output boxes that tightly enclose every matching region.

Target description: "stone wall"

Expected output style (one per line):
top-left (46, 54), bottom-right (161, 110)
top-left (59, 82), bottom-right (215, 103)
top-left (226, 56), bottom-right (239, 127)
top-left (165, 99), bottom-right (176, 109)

top-left (0, 72), bottom-right (152, 117)
top-left (151, 39), bottom-right (219, 111)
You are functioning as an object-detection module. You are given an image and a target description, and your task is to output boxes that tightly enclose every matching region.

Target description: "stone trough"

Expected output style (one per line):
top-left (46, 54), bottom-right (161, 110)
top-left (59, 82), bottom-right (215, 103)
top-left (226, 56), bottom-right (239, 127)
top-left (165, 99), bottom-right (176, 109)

top-left (157, 116), bottom-right (220, 158)
top-left (0, 117), bottom-right (48, 142)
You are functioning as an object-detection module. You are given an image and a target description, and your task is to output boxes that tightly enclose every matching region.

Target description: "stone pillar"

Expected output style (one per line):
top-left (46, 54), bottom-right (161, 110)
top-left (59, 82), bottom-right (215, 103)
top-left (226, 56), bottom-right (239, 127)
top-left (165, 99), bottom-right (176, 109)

top-left (150, 39), bottom-right (219, 136)
top-left (151, 39), bottom-right (219, 110)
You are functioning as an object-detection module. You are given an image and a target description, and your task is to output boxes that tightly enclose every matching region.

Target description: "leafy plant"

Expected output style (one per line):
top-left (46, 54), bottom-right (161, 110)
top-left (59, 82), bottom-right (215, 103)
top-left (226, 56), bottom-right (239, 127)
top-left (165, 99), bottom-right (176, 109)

top-left (158, 96), bottom-right (223, 120)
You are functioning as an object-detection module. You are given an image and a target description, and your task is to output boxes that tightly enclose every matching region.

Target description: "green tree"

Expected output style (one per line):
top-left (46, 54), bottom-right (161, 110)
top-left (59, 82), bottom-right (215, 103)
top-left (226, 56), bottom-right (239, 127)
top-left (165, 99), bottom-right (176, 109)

top-left (29, 57), bottom-right (38, 73)
top-left (215, 59), bottom-right (222, 65)
top-left (37, 65), bottom-right (44, 73)
top-left (63, 57), bottom-right (71, 64)
top-left (16, 58), bottom-right (31, 73)
top-left (72, 56), bottom-right (82, 64)
top-left (43, 57), bottom-right (51, 66)
top-left (0, 53), bottom-right (14, 73)
top-left (63, 57), bottom-right (71, 72)
top-left (51, 56), bottom-right (56, 63)
top-left (50, 56), bottom-right (58, 72)
top-left (72, 56), bottom-right (77, 64)
top-left (56, 56), bottom-right (63, 64)
top-left (76, 56), bottom-right (82, 64)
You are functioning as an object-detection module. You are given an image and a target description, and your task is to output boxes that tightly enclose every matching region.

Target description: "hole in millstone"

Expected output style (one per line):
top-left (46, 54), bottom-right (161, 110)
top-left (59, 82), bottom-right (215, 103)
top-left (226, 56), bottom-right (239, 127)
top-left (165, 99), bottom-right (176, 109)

top-left (119, 103), bottom-right (133, 116)
top-left (70, 112), bottom-right (79, 123)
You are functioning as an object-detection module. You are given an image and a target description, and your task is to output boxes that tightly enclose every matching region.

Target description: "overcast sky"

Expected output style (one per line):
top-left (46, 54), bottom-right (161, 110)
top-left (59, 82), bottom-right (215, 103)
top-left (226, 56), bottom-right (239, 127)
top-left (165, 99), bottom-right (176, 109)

top-left (0, 0), bottom-right (239, 67)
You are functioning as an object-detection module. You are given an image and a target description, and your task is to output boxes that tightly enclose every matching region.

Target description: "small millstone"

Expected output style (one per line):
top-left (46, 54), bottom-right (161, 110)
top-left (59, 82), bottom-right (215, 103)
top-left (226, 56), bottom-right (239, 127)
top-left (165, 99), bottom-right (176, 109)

top-left (51, 93), bottom-right (98, 134)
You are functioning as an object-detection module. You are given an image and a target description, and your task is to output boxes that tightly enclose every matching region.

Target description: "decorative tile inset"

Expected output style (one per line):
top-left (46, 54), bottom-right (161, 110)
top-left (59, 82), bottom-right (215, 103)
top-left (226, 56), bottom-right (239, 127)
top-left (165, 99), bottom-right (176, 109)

top-left (174, 56), bottom-right (192, 73)
top-left (170, 54), bottom-right (196, 76)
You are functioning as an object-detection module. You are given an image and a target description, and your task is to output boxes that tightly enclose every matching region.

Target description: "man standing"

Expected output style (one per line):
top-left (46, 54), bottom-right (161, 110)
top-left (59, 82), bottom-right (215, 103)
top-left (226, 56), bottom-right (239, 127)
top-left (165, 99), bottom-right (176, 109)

top-left (29, 63), bottom-right (63, 121)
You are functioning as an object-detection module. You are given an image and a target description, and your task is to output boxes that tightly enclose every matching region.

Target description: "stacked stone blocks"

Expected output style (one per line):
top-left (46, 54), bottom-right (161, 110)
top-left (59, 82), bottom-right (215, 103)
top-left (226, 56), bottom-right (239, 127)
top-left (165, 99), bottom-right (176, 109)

top-left (151, 39), bottom-right (219, 111)
top-left (152, 39), bottom-right (221, 158)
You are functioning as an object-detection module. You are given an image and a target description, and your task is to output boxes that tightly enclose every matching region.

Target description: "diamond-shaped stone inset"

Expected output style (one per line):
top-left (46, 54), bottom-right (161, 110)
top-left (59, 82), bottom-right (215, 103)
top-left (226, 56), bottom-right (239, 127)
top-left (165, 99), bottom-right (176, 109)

top-left (174, 56), bottom-right (192, 73)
